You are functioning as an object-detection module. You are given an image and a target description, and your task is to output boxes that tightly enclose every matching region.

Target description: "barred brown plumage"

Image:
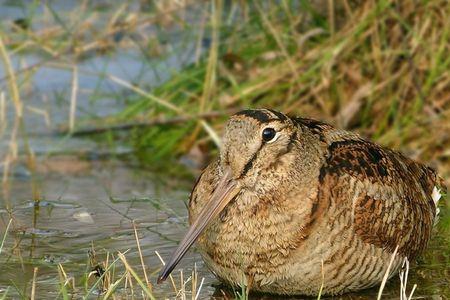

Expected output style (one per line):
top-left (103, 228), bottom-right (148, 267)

top-left (158, 109), bottom-right (445, 296)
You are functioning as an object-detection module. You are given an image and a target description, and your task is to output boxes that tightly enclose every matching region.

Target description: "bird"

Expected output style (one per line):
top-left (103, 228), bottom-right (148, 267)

top-left (158, 108), bottom-right (445, 296)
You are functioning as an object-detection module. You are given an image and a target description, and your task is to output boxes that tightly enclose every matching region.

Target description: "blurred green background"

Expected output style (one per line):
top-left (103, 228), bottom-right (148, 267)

top-left (0, 0), bottom-right (448, 299)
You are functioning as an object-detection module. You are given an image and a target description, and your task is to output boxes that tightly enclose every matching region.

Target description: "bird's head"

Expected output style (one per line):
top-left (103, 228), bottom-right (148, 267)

top-left (220, 109), bottom-right (299, 188)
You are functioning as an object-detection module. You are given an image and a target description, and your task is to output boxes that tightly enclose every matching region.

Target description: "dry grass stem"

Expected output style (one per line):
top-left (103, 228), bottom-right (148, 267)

top-left (399, 258), bottom-right (417, 300)
top-left (254, 2), bottom-right (300, 80)
top-left (377, 245), bottom-right (399, 300)
top-left (0, 91), bottom-right (5, 136)
top-left (155, 250), bottom-right (178, 294)
top-left (0, 218), bottom-right (12, 255)
top-left (0, 36), bottom-right (23, 118)
top-left (179, 269), bottom-right (186, 300)
top-left (132, 221), bottom-right (151, 291)
top-left (195, 278), bottom-right (204, 300)
top-left (69, 64), bottom-right (78, 132)
top-left (117, 252), bottom-right (156, 300)
top-left (317, 259), bottom-right (324, 300)
top-left (31, 267), bottom-right (38, 300)
top-left (25, 106), bottom-right (51, 128)
top-left (199, 0), bottom-right (221, 113)
top-left (108, 74), bottom-right (183, 114)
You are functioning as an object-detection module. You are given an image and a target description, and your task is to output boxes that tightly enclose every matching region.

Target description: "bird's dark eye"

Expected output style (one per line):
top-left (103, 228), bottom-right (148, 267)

top-left (262, 127), bottom-right (276, 142)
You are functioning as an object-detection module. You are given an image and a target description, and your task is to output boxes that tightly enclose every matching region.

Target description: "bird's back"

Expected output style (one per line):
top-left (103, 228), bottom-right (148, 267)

top-left (297, 116), bottom-right (443, 253)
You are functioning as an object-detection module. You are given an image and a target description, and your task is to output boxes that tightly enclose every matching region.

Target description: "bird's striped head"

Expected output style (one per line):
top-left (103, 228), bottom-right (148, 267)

top-left (220, 109), bottom-right (299, 183)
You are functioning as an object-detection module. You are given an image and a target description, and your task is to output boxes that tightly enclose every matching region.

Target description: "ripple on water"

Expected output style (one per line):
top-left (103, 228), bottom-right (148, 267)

top-left (60, 231), bottom-right (80, 238)
top-left (110, 231), bottom-right (136, 241)
top-left (43, 254), bottom-right (70, 264)
top-left (23, 228), bottom-right (62, 237)
top-left (13, 200), bottom-right (82, 210)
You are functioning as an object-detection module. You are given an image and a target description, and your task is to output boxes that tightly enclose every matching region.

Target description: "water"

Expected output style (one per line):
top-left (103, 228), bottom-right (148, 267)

top-left (0, 1), bottom-right (448, 299)
top-left (1, 160), bottom-right (449, 299)
top-left (0, 158), bottom-right (215, 298)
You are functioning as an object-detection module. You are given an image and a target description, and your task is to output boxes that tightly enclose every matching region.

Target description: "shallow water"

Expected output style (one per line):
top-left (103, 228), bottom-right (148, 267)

top-left (0, 1), bottom-right (449, 299)
top-left (0, 156), bottom-right (449, 299)
top-left (0, 158), bottom-right (214, 298)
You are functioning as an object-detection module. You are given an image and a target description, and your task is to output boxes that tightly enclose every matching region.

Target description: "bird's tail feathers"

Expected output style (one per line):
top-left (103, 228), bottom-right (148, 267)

top-left (432, 177), bottom-right (447, 226)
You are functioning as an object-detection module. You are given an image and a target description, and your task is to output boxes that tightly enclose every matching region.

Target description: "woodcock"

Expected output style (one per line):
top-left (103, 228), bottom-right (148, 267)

top-left (158, 109), bottom-right (445, 296)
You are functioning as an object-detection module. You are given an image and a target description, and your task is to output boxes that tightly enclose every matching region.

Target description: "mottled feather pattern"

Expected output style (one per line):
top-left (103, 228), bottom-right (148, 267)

top-left (296, 117), bottom-right (441, 256)
top-left (183, 109), bottom-right (445, 296)
top-left (318, 140), bottom-right (436, 258)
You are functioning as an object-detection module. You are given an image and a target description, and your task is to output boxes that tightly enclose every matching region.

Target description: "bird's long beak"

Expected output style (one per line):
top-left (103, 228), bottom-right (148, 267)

top-left (157, 169), bottom-right (239, 283)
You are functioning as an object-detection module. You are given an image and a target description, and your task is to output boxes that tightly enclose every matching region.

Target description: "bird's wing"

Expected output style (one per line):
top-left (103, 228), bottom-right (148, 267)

top-left (318, 139), bottom-right (440, 258)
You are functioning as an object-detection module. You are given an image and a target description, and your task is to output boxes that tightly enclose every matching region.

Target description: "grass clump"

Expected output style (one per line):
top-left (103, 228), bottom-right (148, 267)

top-left (86, 0), bottom-right (449, 184)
